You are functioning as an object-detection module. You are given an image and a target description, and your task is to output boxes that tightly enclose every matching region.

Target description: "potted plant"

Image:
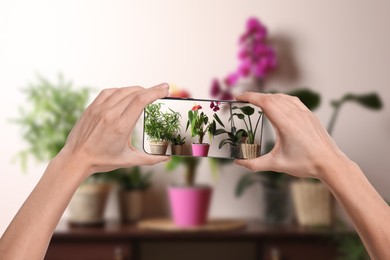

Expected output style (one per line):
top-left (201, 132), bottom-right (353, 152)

top-left (186, 104), bottom-right (218, 157)
top-left (166, 156), bottom-right (213, 227)
top-left (14, 74), bottom-right (112, 225)
top-left (291, 92), bottom-right (383, 227)
top-left (233, 89), bottom-right (321, 225)
top-left (170, 134), bottom-right (185, 155)
top-left (144, 103), bottom-right (181, 155)
top-left (230, 105), bottom-right (263, 159)
top-left (213, 104), bottom-right (247, 158)
top-left (110, 167), bottom-right (152, 222)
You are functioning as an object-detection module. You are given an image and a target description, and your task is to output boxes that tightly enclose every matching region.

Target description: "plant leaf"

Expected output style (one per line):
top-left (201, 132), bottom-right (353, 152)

top-left (239, 106), bottom-right (254, 116)
top-left (287, 88), bottom-right (321, 111)
top-left (342, 93), bottom-right (383, 110)
top-left (235, 174), bottom-right (257, 197)
top-left (213, 113), bottom-right (225, 127)
top-left (214, 129), bottom-right (228, 136)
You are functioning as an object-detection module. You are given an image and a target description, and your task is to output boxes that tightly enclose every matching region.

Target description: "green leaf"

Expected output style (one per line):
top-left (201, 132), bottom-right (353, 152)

top-left (213, 113), bottom-right (225, 127)
top-left (165, 156), bottom-right (184, 171)
top-left (239, 106), bottom-right (254, 116)
top-left (235, 174), bottom-right (257, 197)
top-left (287, 88), bottom-right (321, 111)
top-left (213, 129), bottom-right (228, 136)
top-left (230, 113), bottom-right (245, 120)
top-left (236, 129), bottom-right (248, 139)
top-left (219, 139), bottom-right (232, 149)
top-left (342, 93), bottom-right (383, 110)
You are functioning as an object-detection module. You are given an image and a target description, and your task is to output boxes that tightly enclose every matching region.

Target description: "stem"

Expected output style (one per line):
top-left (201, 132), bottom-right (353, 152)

top-left (253, 112), bottom-right (262, 139)
top-left (243, 119), bottom-right (250, 134)
top-left (185, 158), bottom-right (198, 186)
top-left (327, 104), bottom-right (341, 136)
top-left (186, 165), bottom-right (195, 186)
top-left (248, 115), bottom-right (253, 134)
top-left (199, 132), bottom-right (204, 144)
top-left (229, 104), bottom-right (235, 131)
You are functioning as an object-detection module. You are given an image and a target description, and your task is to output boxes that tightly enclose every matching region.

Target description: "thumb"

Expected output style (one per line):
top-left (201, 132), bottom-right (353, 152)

top-left (131, 150), bottom-right (170, 166)
top-left (234, 153), bottom-right (275, 172)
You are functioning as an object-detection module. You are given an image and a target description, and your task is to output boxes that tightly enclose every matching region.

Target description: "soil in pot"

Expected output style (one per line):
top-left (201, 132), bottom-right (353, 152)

top-left (168, 185), bottom-right (212, 227)
top-left (150, 141), bottom-right (169, 155)
top-left (191, 143), bottom-right (210, 157)
top-left (68, 183), bottom-right (111, 225)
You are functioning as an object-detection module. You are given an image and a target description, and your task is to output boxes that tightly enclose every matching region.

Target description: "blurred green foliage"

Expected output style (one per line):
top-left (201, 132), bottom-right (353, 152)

top-left (109, 167), bottom-right (152, 191)
top-left (13, 74), bottom-right (90, 171)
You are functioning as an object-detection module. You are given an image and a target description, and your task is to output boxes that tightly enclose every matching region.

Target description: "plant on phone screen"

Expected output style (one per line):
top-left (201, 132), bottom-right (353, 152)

top-left (170, 134), bottom-right (186, 145)
top-left (186, 104), bottom-right (219, 144)
top-left (144, 103), bottom-right (181, 142)
top-left (230, 105), bottom-right (263, 144)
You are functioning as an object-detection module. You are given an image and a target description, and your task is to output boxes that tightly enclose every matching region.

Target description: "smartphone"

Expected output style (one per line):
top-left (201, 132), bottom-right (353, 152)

top-left (143, 97), bottom-right (264, 159)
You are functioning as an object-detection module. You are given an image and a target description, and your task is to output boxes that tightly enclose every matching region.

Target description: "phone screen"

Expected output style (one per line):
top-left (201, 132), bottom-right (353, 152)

top-left (143, 98), bottom-right (263, 159)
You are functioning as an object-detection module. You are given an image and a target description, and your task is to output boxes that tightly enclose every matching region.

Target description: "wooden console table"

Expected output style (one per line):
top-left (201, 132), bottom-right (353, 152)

top-left (46, 220), bottom-right (353, 260)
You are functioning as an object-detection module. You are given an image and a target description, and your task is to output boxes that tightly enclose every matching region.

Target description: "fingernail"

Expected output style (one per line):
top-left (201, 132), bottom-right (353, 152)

top-left (160, 83), bottom-right (169, 89)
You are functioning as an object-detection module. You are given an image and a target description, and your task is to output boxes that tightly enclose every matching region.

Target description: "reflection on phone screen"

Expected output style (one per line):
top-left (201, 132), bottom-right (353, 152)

top-left (143, 98), bottom-right (263, 159)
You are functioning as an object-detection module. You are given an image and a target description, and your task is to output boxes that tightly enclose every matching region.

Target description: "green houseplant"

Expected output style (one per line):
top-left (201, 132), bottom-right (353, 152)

top-left (14, 74), bottom-right (112, 225)
top-left (170, 134), bottom-right (186, 155)
top-left (186, 104), bottom-right (218, 157)
top-left (230, 105), bottom-right (263, 159)
top-left (213, 103), bottom-right (247, 159)
top-left (144, 103), bottom-right (181, 155)
top-left (235, 89), bottom-right (321, 225)
top-left (110, 167), bottom-right (152, 222)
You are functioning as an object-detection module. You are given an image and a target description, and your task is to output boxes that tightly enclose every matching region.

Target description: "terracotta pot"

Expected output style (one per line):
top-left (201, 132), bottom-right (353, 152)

top-left (291, 180), bottom-right (333, 226)
top-left (191, 143), bottom-right (210, 157)
top-left (68, 183), bottom-right (111, 225)
top-left (119, 190), bottom-right (144, 222)
top-left (150, 141), bottom-right (169, 155)
top-left (168, 185), bottom-right (212, 227)
top-left (241, 143), bottom-right (260, 159)
top-left (171, 144), bottom-right (183, 155)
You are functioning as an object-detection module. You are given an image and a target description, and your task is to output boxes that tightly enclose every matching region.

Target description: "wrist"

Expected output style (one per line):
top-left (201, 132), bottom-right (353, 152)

top-left (317, 153), bottom-right (359, 187)
top-left (50, 148), bottom-right (92, 183)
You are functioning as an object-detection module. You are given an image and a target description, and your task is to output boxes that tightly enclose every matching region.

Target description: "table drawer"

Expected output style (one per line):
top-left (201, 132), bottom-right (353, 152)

top-left (45, 241), bottom-right (131, 260)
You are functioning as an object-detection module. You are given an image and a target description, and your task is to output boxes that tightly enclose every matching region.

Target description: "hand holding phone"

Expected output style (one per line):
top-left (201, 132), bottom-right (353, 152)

top-left (143, 98), bottom-right (263, 159)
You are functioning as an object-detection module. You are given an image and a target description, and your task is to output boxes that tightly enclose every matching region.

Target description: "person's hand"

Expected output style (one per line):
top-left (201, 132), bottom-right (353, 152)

top-left (234, 92), bottom-right (350, 180)
top-left (58, 83), bottom-right (170, 178)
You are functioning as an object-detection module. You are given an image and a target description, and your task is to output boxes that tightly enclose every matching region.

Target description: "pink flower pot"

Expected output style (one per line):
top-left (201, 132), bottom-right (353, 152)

top-left (168, 186), bottom-right (212, 227)
top-left (191, 143), bottom-right (210, 157)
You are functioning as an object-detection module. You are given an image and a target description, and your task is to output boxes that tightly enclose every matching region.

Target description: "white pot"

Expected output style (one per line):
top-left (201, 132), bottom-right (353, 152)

top-left (68, 183), bottom-right (111, 225)
top-left (119, 190), bottom-right (144, 222)
top-left (150, 141), bottom-right (169, 155)
top-left (291, 180), bottom-right (333, 226)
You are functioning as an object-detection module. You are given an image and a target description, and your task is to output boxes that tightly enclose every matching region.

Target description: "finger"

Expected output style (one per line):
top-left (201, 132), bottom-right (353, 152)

top-left (235, 92), bottom-right (271, 110)
top-left (122, 83), bottom-right (169, 126)
top-left (102, 86), bottom-right (144, 108)
top-left (88, 88), bottom-right (119, 108)
top-left (234, 153), bottom-right (276, 172)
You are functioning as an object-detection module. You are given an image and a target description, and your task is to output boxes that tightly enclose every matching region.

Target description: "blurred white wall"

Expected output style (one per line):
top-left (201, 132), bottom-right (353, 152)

top-left (1, 0), bottom-right (389, 235)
